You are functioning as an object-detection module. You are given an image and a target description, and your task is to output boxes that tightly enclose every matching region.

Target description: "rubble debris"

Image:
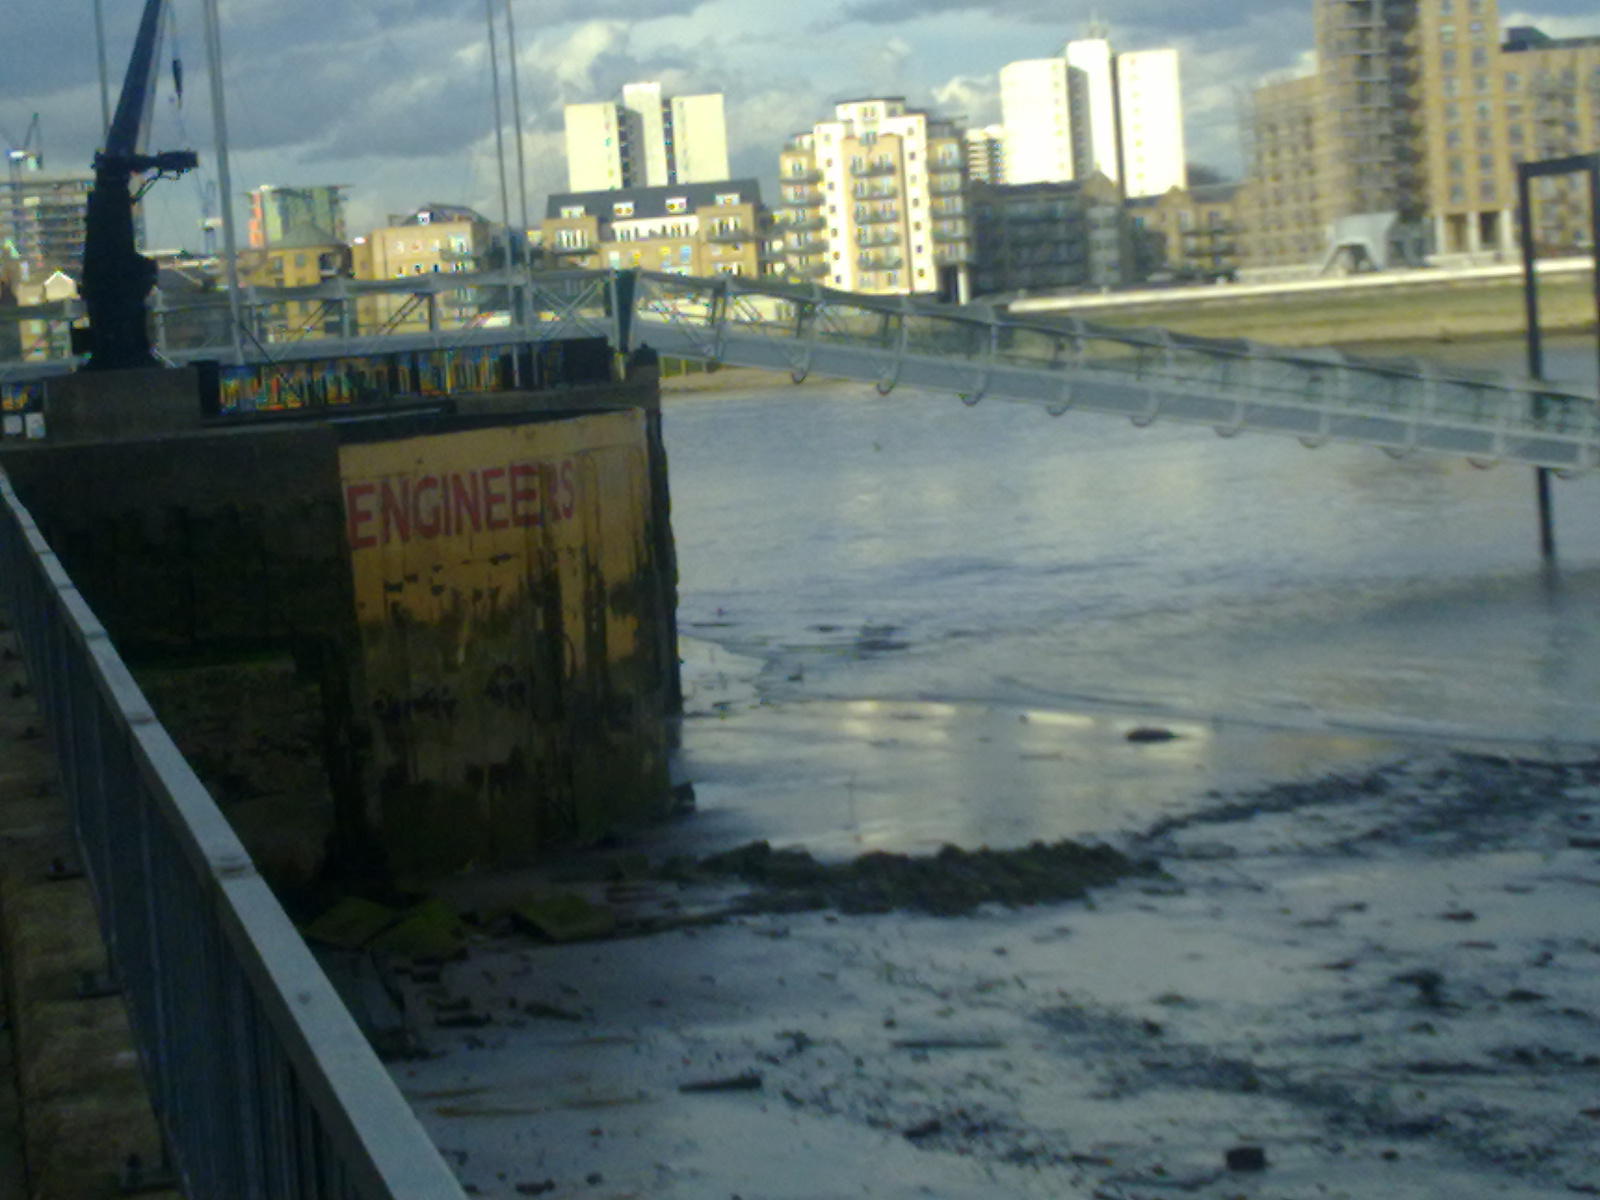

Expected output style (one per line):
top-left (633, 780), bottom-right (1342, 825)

top-left (1225, 1145), bottom-right (1268, 1171)
top-left (1126, 727), bottom-right (1178, 743)
top-left (677, 1071), bottom-right (764, 1093)
top-left (697, 838), bottom-right (1156, 917)
top-left (511, 894), bottom-right (619, 942)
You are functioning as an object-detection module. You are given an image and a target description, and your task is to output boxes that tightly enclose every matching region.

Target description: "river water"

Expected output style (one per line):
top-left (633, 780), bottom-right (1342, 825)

top-left (659, 336), bottom-right (1600, 858)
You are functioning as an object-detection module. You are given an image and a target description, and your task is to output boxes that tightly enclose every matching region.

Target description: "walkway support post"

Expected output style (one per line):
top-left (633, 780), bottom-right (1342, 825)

top-left (1516, 152), bottom-right (1600, 562)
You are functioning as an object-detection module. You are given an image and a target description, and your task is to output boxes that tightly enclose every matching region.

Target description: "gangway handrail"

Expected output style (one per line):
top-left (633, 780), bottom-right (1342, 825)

top-left (6, 267), bottom-right (1597, 471)
top-left (625, 270), bottom-right (1600, 474)
top-left (0, 471), bottom-right (465, 1199)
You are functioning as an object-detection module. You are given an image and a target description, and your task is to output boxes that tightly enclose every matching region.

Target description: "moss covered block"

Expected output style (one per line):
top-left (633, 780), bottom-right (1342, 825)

top-left (368, 898), bottom-right (466, 960)
top-left (302, 896), bottom-right (400, 950)
top-left (510, 894), bottom-right (617, 942)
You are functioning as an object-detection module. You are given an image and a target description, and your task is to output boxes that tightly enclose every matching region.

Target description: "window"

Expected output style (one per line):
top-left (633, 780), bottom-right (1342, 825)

top-left (1474, 74), bottom-right (1489, 94)
top-left (1449, 183), bottom-right (1465, 203)
top-left (1471, 46), bottom-right (1487, 68)
top-left (1449, 156), bottom-right (1463, 176)
top-left (613, 201), bottom-right (634, 217)
top-left (1442, 50), bottom-right (1457, 70)
top-left (1478, 152), bottom-right (1493, 172)
top-left (1443, 76), bottom-right (1459, 97)
top-left (1446, 128), bottom-right (1462, 148)
top-left (1479, 180), bottom-right (1496, 202)
top-left (715, 193), bottom-right (739, 206)
top-left (1508, 123), bottom-right (1523, 145)
top-left (666, 197), bottom-right (688, 214)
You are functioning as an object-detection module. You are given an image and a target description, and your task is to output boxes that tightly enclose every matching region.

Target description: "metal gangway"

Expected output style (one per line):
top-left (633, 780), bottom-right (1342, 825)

top-left (626, 272), bottom-right (1600, 475)
top-left (3, 267), bottom-right (1598, 473)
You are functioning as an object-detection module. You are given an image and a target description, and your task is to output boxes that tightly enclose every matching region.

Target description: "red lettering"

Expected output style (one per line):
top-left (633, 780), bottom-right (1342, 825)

top-left (414, 476), bottom-right (442, 537)
top-left (509, 463), bottom-right (540, 527)
top-left (380, 478), bottom-right (411, 545)
top-left (559, 459), bottom-right (576, 521)
top-left (481, 467), bottom-right (509, 530)
top-left (451, 470), bottom-right (482, 533)
top-left (345, 482), bottom-right (377, 549)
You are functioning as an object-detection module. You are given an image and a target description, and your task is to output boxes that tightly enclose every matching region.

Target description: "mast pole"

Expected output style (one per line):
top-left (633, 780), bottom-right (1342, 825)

top-left (484, 0), bottom-right (512, 236)
top-left (92, 0), bottom-right (112, 136)
top-left (503, 0), bottom-right (531, 237)
top-left (200, 0), bottom-right (244, 365)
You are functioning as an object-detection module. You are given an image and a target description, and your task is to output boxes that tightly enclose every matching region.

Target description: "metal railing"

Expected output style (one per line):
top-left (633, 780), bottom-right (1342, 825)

top-left (1, 268), bottom-right (622, 381)
top-left (6, 265), bottom-right (1599, 474)
top-left (0, 473), bottom-right (466, 1200)
top-left (625, 270), bottom-right (1600, 473)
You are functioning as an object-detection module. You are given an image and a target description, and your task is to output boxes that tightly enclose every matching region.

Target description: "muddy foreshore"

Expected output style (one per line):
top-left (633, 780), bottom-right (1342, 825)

top-left (312, 748), bottom-right (1600, 1199)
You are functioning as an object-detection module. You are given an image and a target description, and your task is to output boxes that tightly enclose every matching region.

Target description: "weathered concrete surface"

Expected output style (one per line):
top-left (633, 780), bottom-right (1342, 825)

top-left (0, 626), bottom-right (176, 1200)
top-left (41, 367), bottom-right (205, 444)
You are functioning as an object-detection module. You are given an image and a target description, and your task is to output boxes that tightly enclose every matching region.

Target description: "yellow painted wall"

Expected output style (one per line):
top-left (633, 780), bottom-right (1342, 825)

top-left (339, 409), bottom-right (670, 878)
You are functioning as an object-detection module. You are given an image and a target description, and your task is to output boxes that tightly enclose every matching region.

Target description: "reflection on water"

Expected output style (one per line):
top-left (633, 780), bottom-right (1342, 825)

top-left (659, 333), bottom-right (1600, 849)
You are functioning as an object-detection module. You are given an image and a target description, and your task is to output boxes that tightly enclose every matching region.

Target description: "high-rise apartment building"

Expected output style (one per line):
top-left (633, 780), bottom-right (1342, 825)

top-left (1066, 38), bottom-right (1120, 181)
top-left (996, 39), bottom-right (1186, 197)
top-left (564, 83), bottom-right (731, 192)
top-left (1000, 59), bottom-right (1076, 184)
top-left (1241, 73), bottom-right (1325, 267)
top-left (1116, 49), bottom-right (1187, 197)
top-left (963, 125), bottom-right (1006, 183)
top-left (776, 98), bottom-right (970, 298)
top-left (0, 166), bottom-right (92, 279)
top-left (247, 185), bottom-right (348, 249)
top-left (1246, 0), bottom-right (1599, 269)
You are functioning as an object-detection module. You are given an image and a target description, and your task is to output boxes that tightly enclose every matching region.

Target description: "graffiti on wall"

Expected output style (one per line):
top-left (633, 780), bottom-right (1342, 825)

top-left (220, 345), bottom-right (519, 413)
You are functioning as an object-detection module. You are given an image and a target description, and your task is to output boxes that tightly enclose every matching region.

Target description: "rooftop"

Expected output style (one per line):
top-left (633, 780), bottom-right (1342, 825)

top-left (545, 179), bottom-right (764, 222)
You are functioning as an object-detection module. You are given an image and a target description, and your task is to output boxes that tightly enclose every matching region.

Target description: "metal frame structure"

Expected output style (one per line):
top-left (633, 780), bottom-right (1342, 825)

top-left (4, 266), bottom-right (1598, 473)
top-left (0, 474), bottom-right (466, 1199)
top-left (627, 270), bottom-right (1600, 473)
top-left (1516, 152), bottom-right (1600, 557)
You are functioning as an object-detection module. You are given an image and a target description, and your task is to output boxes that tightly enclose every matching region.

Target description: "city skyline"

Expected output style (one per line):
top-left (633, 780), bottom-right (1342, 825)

top-left (1, 0), bottom-right (1592, 254)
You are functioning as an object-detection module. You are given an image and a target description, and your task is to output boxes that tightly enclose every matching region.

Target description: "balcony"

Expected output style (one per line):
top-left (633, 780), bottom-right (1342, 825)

top-left (928, 175), bottom-right (965, 196)
top-left (784, 187), bottom-right (825, 208)
top-left (790, 261), bottom-right (828, 281)
top-left (782, 213), bottom-right (826, 232)
top-left (786, 234), bottom-right (828, 254)
top-left (855, 208), bottom-right (901, 225)
top-left (783, 167), bottom-right (823, 184)
top-left (706, 226), bottom-right (750, 244)
top-left (850, 160), bottom-right (898, 178)
top-left (931, 224), bottom-right (967, 243)
top-left (856, 227), bottom-right (899, 248)
top-left (857, 255), bottom-right (904, 271)
top-left (851, 183), bottom-right (899, 201)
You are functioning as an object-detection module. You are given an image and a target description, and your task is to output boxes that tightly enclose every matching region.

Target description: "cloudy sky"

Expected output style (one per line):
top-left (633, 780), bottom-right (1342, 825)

top-left (3, 0), bottom-right (1595, 252)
